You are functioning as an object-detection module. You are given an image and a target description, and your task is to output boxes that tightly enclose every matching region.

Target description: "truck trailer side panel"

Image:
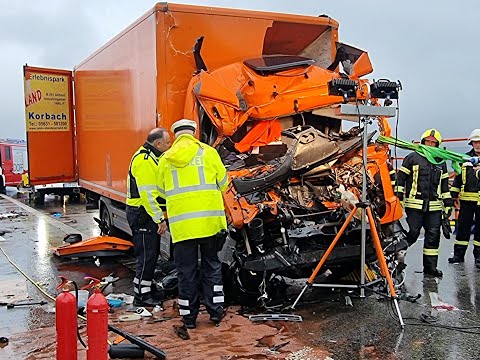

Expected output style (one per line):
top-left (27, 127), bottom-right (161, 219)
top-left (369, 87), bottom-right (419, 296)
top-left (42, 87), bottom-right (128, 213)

top-left (74, 9), bottom-right (158, 202)
top-left (25, 2), bottom-right (339, 221)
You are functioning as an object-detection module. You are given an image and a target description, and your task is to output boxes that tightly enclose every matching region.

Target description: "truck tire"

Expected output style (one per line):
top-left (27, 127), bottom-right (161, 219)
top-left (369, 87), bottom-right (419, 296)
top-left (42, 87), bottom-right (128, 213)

top-left (70, 193), bottom-right (81, 203)
top-left (100, 206), bottom-right (121, 237)
top-left (0, 175), bottom-right (6, 195)
top-left (34, 190), bottom-right (45, 206)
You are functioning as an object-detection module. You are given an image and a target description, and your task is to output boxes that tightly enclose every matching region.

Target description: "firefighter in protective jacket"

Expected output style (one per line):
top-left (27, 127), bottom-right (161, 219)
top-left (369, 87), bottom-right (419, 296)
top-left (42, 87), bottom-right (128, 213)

top-left (126, 128), bottom-right (170, 306)
top-left (157, 119), bottom-right (229, 329)
top-left (448, 129), bottom-right (480, 267)
top-left (395, 129), bottom-right (453, 277)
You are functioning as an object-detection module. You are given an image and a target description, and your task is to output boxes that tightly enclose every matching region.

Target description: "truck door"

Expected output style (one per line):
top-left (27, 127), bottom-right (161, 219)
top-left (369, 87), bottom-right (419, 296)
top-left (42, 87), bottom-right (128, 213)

top-left (23, 66), bottom-right (76, 185)
top-left (12, 145), bottom-right (27, 182)
top-left (1, 144), bottom-right (14, 185)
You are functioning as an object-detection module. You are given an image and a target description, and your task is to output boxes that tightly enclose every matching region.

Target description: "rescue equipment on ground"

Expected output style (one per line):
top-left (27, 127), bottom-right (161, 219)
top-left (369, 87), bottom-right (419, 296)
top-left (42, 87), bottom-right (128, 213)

top-left (83, 277), bottom-right (109, 360)
top-left (0, 245), bottom-right (167, 359)
top-left (55, 276), bottom-right (78, 360)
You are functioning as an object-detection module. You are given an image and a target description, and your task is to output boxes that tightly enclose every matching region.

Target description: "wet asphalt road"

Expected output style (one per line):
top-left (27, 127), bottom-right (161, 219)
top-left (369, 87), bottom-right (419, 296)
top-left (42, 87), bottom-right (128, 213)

top-left (0, 190), bottom-right (480, 359)
top-left (294, 226), bottom-right (480, 360)
top-left (0, 190), bottom-right (134, 336)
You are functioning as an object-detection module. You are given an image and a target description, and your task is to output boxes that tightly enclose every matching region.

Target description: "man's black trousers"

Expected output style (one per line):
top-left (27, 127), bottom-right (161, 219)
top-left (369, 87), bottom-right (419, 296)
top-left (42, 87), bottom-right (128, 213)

top-left (453, 201), bottom-right (480, 259)
top-left (126, 205), bottom-right (159, 299)
top-left (405, 208), bottom-right (442, 271)
top-left (174, 236), bottom-right (224, 325)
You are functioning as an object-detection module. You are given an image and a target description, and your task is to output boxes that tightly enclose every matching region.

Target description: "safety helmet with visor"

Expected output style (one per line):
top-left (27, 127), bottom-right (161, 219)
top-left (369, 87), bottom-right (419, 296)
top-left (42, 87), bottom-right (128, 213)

top-left (420, 128), bottom-right (442, 147)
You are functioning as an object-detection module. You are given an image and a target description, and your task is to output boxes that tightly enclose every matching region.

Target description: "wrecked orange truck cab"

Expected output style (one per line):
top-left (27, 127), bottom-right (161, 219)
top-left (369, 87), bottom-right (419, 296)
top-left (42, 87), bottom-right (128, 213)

top-left (182, 46), bottom-right (406, 294)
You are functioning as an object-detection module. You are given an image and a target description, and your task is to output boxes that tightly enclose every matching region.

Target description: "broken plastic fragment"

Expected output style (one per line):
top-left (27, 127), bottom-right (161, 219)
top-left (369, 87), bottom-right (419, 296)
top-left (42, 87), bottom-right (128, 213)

top-left (429, 292), bottom-right (459, 311)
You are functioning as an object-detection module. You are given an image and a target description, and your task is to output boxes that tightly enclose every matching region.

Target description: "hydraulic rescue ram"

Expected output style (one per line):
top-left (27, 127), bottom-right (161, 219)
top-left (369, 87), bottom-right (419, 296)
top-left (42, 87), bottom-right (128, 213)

top-left (108, 325), bottom-right (167, 360)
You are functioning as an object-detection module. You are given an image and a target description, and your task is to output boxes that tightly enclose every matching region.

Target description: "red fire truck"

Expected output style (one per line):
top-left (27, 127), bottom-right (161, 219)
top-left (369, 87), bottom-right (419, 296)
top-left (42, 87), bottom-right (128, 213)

top-left (0, 139), bottom-right (28, 188)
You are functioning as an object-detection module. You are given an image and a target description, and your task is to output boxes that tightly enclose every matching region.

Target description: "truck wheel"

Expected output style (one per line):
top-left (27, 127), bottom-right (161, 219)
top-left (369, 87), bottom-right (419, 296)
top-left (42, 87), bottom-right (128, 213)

top-left (70, 193), bottom-right (81, 203)
top-left (34, 191), bottom-right (45, 206)
top-left (101, 206), bottom-right (121, 237)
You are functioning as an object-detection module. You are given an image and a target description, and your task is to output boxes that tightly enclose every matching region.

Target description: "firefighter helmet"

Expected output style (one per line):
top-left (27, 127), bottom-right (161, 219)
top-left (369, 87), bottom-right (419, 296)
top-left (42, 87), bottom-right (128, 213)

top-left (420, 128), bottom-right (442, 146)
top-left (468, 129), bottom-right (480, 144)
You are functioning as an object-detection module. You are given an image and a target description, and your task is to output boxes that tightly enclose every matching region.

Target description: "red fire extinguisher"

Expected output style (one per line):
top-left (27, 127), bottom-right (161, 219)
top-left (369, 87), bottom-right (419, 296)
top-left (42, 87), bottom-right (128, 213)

top-left (82, 276), bottom-right (109, 360)
top-left (56, 276), bottom-right (78, 360)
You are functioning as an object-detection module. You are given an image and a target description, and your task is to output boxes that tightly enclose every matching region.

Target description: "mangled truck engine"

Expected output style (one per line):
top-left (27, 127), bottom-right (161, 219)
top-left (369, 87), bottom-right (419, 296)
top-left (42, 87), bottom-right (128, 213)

top-left (218, 124), bottom-right (408, 300)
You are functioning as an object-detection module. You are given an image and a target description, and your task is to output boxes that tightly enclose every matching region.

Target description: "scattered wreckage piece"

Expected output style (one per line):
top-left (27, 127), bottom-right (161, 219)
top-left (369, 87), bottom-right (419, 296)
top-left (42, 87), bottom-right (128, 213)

top-left (249, 314), bottom-right (303, 322)
top-left (52, 235), bottom-right (133, 258)
top-left (3, 300), bottom-right (48, 309)
top-left (52, 218), bottom-right (134, 258)
top-left (0, 211), bottom-right (26, 220)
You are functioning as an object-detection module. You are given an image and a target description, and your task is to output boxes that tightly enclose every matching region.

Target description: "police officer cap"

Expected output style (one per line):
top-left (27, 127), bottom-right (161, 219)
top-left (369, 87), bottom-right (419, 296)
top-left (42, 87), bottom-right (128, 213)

top-left (171, 119), bottom-right (197, 134)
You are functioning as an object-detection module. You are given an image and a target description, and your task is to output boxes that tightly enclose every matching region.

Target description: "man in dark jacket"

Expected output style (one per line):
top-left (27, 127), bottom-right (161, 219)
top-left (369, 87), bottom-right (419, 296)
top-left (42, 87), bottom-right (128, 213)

top-left (395, 129), bottom-right (453, 277)
top-left (448, 129), bottom-right (480, 267)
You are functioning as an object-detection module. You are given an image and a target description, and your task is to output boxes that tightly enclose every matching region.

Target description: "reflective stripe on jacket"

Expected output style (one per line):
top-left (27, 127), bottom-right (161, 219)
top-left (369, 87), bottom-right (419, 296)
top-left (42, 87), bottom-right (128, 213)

top-left (451, 149), bottom-right (480, 203)
top-left (157, 134), bottom-right (228, 243)
top-left (126, 144), bottom-right (164, 223)
top-left (395, 151), bottom-right (453, 212)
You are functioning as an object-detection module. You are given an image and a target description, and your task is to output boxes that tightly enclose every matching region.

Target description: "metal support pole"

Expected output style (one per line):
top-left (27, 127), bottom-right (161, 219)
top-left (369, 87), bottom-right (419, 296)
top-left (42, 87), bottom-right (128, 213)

top-left (359, 117), bottom-right (368, 298)
top-left (393, 298), bottom-right (405, 328)
top-left (291, 284), bottom-right (309, 310)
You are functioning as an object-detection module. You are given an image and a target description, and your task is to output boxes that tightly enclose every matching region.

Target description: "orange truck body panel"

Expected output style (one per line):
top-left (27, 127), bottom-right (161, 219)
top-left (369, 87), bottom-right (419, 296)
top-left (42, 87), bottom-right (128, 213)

top-left (74, 9), bottom-right (158, 202)
top-left (26, 3), bottom-right (342, 202)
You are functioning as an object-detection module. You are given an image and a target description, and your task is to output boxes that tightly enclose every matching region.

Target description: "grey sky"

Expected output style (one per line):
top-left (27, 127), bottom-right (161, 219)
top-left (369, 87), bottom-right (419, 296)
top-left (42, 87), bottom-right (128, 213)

top-left (1, 1), bottom-right (477, 142)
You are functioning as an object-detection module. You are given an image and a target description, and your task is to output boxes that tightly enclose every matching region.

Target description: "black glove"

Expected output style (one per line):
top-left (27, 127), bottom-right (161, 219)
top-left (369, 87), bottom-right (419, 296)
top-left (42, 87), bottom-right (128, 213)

top-left (215, 230), bottom-right (228, 252)
top-left (444, 207), bottom-right (452, 218)
top-left (442, 217), bottom-right (452, 239)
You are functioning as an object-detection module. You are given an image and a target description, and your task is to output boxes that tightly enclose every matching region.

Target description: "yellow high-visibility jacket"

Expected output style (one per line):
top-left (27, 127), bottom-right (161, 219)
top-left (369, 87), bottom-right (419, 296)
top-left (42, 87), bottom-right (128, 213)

top-left (157, 134), bottom-right (228, 243)
top-left (126, 143), bottom-right (164, 223)
top-left (451, 150), bottom-right (480, 203)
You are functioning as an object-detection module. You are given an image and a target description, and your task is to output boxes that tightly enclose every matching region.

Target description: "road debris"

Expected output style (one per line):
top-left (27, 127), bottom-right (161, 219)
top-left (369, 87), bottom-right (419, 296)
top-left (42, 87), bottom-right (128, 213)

top-left (286, 346), bottom-right (320, 360)
top-left (249, 314), bottom-right (303, 322)
top-left (269, 341), bottom-right (290, 352)
top-left (429, 292), bottom-right (459, 311)
top-left (3, 300), bottom-right (47, 309)
top-left (135, 307), bottom-right (153, 317)
top-left (0, 336), bottom-right (9, 349)
top-left (118, 314), bottom-right (142, 322)
top-left (0, 211), bottom-right (25, 219)
top-left (173, 325), bottom-right (190, 340)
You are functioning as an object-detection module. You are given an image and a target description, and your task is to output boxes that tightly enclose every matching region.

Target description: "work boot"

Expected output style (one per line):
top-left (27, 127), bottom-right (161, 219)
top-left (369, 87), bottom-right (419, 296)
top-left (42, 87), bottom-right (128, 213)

top-left (210, 308), bottom-right (227, 326)
top-left (448, 255), bottom-right (465, 264)
top-left (423, 268), bottom-right (443, 278)
top-left (183, 322), bottom-right (196, 329)
top-left (133, 295), bottom-right (162, 307)
top-left (475, 258), bottom-right (480, 269)
top-left (182, 317), bottom-right (197, 329)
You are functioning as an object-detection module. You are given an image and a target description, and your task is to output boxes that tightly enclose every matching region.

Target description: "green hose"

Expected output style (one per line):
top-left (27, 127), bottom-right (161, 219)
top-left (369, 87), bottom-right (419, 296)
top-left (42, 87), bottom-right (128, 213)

top-left (377, 135), bottom-right (468, 173)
